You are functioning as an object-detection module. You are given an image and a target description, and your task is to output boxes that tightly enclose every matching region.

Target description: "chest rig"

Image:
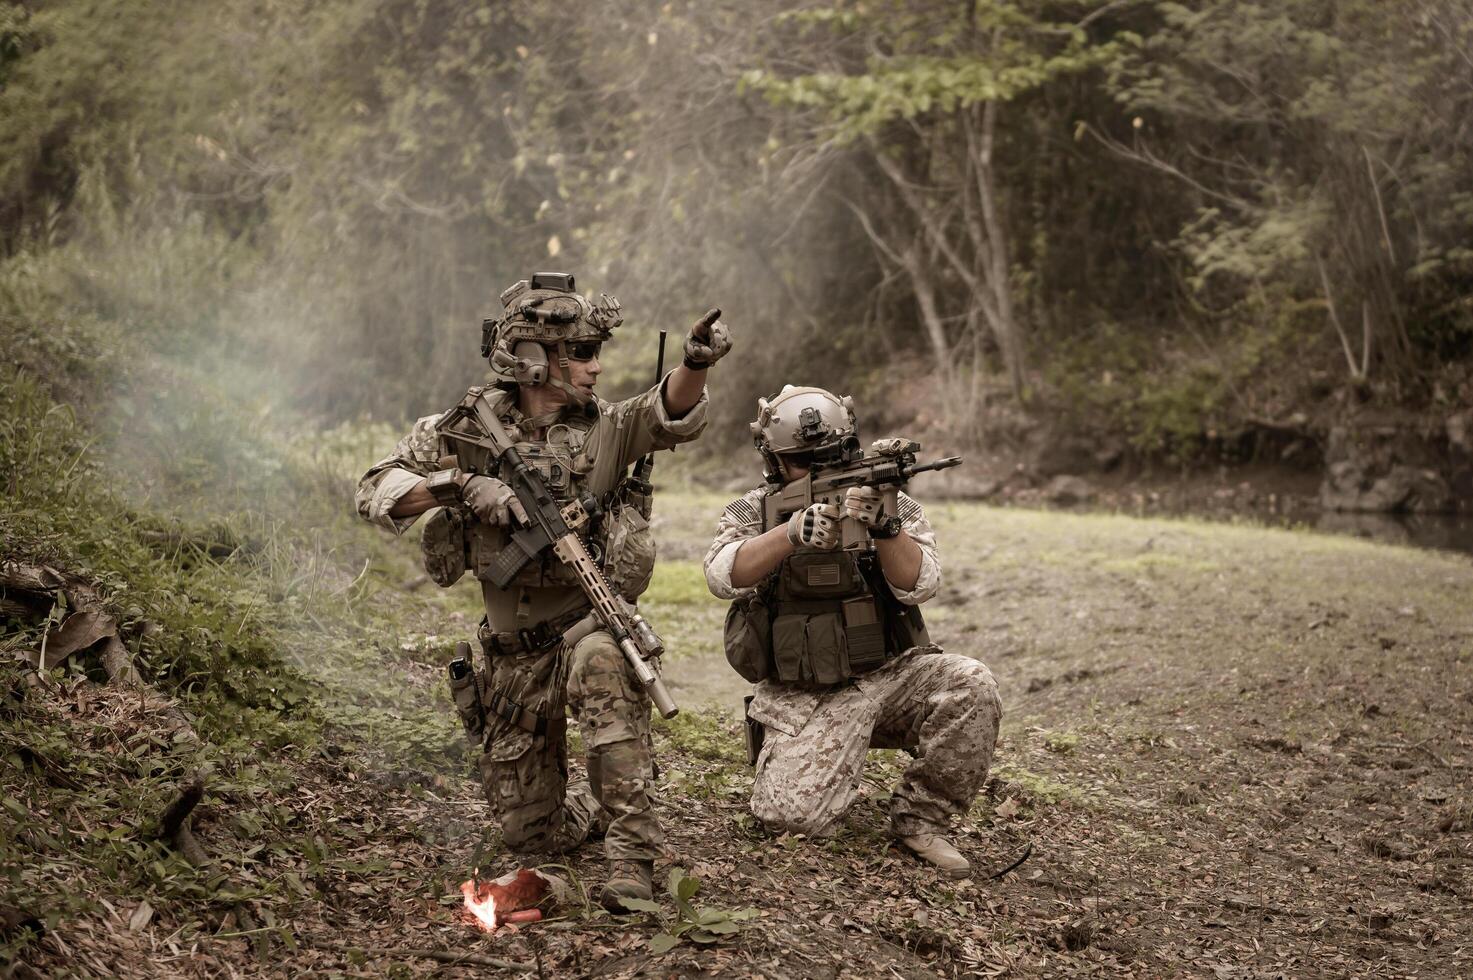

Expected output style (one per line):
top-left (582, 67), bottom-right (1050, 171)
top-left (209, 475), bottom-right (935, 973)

top-left (729, 494), bottom-right (929, 687)
top-left (427, 386), bottom-right (656, 600)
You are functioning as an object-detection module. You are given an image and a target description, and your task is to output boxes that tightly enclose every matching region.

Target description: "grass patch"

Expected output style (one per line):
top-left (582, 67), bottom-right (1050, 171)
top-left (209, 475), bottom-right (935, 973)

top-left (1042, 730), bottom-right (1081, 755)
top-left (654, 704), bottom-right (746, 764)
top-left (989, 762), bottom-right (1094, 809)
top-left (641, 559), bottom-right (726, 664)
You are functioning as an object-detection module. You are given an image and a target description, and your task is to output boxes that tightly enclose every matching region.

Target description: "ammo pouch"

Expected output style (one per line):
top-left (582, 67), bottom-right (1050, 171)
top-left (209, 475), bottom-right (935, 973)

top-left (764, 551), bottom-right (921, 688)
top-left (724, 592), bottom-right (774, 683)
top-left (421, 507), bottom-right (467, 587)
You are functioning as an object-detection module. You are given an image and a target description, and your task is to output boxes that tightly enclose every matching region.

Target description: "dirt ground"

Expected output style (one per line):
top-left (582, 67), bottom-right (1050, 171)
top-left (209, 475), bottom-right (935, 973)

top-left (7, 493), bottom-right (1472, 978)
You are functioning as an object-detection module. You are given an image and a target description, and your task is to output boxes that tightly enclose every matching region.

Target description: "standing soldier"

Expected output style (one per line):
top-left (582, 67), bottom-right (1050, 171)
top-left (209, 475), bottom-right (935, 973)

top-left (356, 273), bottom-right (731, 911)
top-left (703, 386), bottom-right (1001, 877)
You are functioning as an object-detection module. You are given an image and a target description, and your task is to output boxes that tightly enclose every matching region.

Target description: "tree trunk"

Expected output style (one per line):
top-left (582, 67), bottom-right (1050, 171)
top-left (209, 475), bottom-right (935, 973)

top-left (970, 101), bottom-right (1027, 402)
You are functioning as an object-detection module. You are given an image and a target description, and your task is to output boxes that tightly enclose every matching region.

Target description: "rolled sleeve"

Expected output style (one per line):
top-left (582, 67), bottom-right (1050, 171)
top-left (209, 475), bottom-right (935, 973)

top-left (887, 492), bottom-right (941, 605)
top-left (650, 370), bottom-right (710, 439)
top-left (355, 467), bottom-right (426, 535)
top-left (703, 490), bottom-right (766, 599)
top-left (353, 412), bottom-right (444, 535)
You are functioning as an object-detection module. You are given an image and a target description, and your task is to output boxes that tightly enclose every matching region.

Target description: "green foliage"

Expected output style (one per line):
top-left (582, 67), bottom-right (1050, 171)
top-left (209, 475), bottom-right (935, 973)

top-left (1103, 0), bottom-right (1473, 382)
top-left (1042, 730), bottom-right (1079, 755)
top-left (744, 0), bottom-right (1112, 142)
top-left (624, 868), bottom-right (760, 954)
top-left (0, 0), bottom-right (1470, 476)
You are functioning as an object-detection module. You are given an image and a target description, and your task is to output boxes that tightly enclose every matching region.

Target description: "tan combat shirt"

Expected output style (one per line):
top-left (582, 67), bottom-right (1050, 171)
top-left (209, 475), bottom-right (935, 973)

top-left (358, 376), bottom-right (708, 629)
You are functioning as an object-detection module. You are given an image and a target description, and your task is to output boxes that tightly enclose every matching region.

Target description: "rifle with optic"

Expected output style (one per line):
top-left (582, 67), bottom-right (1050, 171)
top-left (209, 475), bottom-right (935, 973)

top-left (762, 436), bottom-right (961, 551)
top-left (437, 399), bottom-right (679, 719)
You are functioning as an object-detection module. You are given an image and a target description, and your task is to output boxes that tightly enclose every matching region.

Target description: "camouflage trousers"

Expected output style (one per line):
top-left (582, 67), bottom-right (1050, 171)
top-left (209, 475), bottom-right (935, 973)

top-left (477, 629), bottom-right (662, 861)
top-left (750, 648), bottom-right (1001, 838)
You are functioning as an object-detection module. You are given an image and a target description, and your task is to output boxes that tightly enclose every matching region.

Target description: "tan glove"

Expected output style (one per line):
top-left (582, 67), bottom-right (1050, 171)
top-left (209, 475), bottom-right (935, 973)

top-left (682, 308), bottom-right (731, 369)
top-left (462, 476), bottom-right (529, 527)
top-left (842, 486), bottom-right (885, 527)
top-left (785, 502), bottom-right (841, 550)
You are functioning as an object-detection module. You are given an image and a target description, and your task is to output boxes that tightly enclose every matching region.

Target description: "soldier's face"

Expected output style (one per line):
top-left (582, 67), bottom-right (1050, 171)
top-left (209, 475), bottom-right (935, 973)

top-left (568, 351), bottom-right (601, 399)
top-left (550, 342), bottom-right (602, 402)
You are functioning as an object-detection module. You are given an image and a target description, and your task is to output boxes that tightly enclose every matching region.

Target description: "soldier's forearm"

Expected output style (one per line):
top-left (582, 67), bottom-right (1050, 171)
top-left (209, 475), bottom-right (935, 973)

top-left (387, 479), bottom-right (437, 519)
top-left (662, 365), bottom-right (706, 420)
top-left (730, 526), bottom-right (794, 588)
top-left (874, 531), bottom-right (922, 592)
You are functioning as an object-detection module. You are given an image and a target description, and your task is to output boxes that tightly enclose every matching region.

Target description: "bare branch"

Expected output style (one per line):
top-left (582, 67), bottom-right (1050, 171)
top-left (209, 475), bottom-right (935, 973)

top-left (1316, 254), bottom-right (1363, 380)
top-left (1084, 124), bottom-right (1257, 211)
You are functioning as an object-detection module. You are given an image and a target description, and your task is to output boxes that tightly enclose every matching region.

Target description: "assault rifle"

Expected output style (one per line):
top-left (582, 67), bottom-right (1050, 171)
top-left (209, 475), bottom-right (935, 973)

top-left (762, 438), bottom-right (961, 551)
top-left (438, 398), bottom-right (679, 718)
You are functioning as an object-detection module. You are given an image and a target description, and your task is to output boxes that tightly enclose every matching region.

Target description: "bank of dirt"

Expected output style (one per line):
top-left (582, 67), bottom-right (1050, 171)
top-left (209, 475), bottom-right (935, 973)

top-left (7, 492), bottom-right (1472, 978)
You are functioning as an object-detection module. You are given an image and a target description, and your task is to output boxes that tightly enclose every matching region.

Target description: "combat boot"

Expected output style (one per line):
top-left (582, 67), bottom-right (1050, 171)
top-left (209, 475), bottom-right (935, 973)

top-left (599, 859), bottom-right (654, 914)
top-left (899, 834), bottom-right (971, 878)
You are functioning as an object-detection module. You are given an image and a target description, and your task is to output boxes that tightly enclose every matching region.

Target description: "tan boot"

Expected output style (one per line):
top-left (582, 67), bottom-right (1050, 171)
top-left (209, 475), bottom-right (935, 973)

top-left (599, 859), bottom-right (654, 914)
top-left (899, 834), bottom-right (971, 878)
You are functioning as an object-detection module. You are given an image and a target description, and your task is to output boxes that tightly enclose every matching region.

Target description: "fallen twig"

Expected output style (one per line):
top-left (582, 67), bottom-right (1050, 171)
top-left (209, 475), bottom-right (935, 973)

top-left (1369, 739), bottom-right (1463, 769)
top-left (158, 774), bottom-right (205, 843)
top-left (989, 841), bottom-right (1033, 880)
top-left (308, 940), bottom-right (534, 972)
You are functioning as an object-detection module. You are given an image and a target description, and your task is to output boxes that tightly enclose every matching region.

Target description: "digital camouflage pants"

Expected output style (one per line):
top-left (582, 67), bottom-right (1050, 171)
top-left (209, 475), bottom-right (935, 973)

top-left (477, 629), bottom-right (661, 861)
top-left (751, 649), bottom-right (1002, 838)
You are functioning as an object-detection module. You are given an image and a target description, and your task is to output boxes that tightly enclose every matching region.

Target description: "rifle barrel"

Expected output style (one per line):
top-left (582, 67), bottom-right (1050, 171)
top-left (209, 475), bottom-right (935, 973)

top-left (910, 455), bottom-right (962, 476)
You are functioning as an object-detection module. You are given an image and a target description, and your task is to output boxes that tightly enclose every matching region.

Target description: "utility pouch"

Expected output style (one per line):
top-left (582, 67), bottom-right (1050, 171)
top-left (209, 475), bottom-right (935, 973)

top-left (603, 503), bottom-right (656, 601)
top-left (446, 641), bottom-right (484, 744)
top-left (771, 608), bottom-right (848, 686)
top-left (841, 596), bottom-right (887, 673)
top-left (723, 593), bottom-right (774, 683)
top-left (421, 507), bottom-right (467, 587)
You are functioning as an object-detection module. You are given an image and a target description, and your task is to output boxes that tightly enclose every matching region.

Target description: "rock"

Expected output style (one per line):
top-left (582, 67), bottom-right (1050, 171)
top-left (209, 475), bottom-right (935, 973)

top-left (1318, 423), bottom-right (1455, 513)
top-left (1043, 475), bottom-right (1096, 506)
top-left (1320, 461), bottom-right (1451, 513)
top-left (1448, 410), bottom-right (1473, 456)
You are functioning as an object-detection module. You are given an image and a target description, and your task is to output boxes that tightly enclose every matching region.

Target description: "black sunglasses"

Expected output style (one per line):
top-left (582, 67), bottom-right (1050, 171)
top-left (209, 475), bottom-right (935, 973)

top-left (566, 341), bottom-right (602, 362)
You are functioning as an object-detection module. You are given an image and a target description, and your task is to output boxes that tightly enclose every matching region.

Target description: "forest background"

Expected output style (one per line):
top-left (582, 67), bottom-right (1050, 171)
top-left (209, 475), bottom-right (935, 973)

top-left (4, 0), bottom-right (1472, 495)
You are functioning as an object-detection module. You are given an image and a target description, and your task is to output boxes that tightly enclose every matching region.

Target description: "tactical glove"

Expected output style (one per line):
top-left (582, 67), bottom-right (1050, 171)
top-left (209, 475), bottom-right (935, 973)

top-left (462, 476), bottom-right (529, 527)
top-left (785, 502), bottom-right (841, 550)
top-left (682, 308), bottom-right (731, 369)
top-left (842, 486), bottom-right (885, 527)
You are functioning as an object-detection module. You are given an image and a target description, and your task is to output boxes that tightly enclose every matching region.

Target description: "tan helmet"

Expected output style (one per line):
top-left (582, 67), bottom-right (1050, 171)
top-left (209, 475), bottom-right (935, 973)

top-left (480, 272), bottom-right (623, 401)
top-left (750, 385), bottom-right (859, 480)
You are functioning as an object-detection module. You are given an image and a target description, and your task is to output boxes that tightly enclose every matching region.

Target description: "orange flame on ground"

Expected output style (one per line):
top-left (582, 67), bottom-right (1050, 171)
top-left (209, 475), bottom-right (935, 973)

top-left (459, 867), bottom-right (551, 934)
top-left (460, 879), bottom-right (498, 933)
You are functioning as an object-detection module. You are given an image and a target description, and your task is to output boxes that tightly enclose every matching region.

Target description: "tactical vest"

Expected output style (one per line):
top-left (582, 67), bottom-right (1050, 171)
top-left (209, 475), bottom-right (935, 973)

top-left (420, 387), bottom-right (656, 601)
top-left (723, 496), bottom-right (929, 686)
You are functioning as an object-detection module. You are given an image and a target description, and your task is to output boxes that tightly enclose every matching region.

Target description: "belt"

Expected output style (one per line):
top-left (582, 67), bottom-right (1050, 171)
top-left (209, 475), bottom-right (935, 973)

top-left (479, 607), bottom-right (590, 657)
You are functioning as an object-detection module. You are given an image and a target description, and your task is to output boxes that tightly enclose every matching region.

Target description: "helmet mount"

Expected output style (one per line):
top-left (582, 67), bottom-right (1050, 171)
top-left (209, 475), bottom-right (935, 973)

top-left (480, 271), bottom-right (623, 406)
top-left (750, 385), bottom-right (860, 482)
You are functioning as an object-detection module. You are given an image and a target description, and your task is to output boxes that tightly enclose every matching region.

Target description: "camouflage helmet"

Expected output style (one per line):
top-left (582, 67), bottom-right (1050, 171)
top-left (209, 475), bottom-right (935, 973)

top-left (480, 272), bottom-right (623, 395)
top-left (750, 385), bottom-right (859, 481)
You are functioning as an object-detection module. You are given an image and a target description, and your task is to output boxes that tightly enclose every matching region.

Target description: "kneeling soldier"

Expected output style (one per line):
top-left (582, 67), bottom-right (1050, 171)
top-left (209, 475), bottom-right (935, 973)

top-left (356, 273), bottom-right (731, 910)
top-left (703, 386), bottom-right (1001, 877)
